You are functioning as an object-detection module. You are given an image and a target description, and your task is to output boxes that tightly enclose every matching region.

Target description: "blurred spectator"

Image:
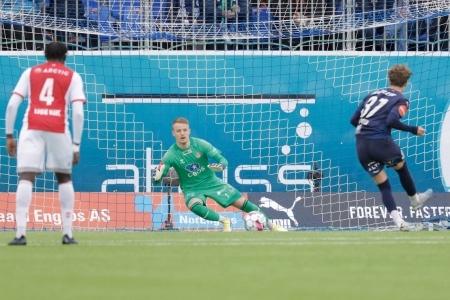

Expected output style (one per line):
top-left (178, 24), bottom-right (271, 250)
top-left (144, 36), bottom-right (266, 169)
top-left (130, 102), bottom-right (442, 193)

top-left (224, 0), bottom-right (250, 24)
top-left (199, 0), bottom-right (224, 24)
top-left (197, 0), bottom-right (249, 24)
top-left (46, 0), bottom-right (85, 19)
top-left (1, 0), bottom-right (45, 50)
top-left (45, 0), bottom-right (87, 47)
top-left (266, 0), bottom-right (299, 21)
top-left (172, 0), bottom-right (201, 24)
top-left (384, 0), bottom-right (409, 51)
top-left (355, 0), bottom-right (395, 50)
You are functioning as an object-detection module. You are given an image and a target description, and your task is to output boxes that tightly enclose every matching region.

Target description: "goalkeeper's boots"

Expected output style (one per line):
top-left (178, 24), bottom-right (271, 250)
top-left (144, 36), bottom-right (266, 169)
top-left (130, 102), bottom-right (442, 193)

top-left (222, 219), bottom-right (232, 232)
top-left (62, 235), bottom-right (78, 245)
top-left (271, 225), bottom-right (288, 232)
top-left (399, 222), bottom-right (424, 232)
top-left (411, 189), bottom-right (433, 211)
top-left (8, 235), bottom-right (27, 246)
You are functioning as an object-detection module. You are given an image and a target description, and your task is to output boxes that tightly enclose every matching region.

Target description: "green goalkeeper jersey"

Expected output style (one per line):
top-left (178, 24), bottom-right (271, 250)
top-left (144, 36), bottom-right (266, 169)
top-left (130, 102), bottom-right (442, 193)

top-left (155, 137), bottom-right (228, 190)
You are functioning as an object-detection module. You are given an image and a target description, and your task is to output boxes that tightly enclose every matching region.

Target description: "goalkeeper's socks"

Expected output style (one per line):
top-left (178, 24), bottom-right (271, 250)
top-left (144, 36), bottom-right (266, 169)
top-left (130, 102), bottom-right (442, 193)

top-left (59, 182), bottom-right (75, 238)
top-left (395, 162), bottom-right (417, 196)
top-left (15, 180), bottom-right (33, 239)
top-left (190, 202), bottom-right (220, 221)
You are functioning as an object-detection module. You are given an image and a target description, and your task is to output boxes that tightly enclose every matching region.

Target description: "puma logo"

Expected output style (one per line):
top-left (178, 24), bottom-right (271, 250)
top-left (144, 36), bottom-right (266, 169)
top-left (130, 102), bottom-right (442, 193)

top-left (259, 196), bottom-right (303, 227)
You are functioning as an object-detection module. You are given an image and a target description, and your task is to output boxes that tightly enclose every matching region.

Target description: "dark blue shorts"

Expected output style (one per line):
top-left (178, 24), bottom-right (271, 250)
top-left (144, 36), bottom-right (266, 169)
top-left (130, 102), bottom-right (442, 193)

top-left (356, 137), bottom-right (405, 177)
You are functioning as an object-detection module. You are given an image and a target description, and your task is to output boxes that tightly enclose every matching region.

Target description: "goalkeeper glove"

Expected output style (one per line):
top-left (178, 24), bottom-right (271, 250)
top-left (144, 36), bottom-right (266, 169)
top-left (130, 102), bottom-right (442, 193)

top-left (207, 163), bottom-right (224, 172)
top-left (152, 165), bottom-right (166, 182)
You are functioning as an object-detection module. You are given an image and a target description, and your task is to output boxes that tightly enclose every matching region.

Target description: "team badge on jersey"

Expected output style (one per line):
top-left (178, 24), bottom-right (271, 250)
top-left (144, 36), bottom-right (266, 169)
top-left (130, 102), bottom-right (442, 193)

top-left (398, 104), bottom-right (408, 117)
top-left (195, 152), bottom-right (201, 158)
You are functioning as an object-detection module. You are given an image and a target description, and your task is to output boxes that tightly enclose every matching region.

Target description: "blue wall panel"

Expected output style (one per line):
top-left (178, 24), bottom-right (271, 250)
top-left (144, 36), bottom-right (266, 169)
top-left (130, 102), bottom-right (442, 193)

top-left (1, 54), bottom-right (449, 194)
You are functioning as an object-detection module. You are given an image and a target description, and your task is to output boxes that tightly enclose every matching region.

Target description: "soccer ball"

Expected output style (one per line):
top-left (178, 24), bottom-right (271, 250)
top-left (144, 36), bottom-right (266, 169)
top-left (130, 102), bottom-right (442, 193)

top-left (244, 211), bottom-right (266, 231)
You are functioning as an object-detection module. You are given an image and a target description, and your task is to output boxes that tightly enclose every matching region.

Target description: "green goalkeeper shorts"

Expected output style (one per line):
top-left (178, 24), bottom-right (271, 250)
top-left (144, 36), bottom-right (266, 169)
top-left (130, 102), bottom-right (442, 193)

top-left (183, 177), bottom-right (243, 208)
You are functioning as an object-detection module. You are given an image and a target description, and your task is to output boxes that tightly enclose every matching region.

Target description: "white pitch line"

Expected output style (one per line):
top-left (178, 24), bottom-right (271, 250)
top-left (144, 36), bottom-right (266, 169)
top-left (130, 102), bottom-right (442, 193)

top-left (55, 240), bottom-right (450, 246)
top-left (1, 235), bottom-right (449, 247)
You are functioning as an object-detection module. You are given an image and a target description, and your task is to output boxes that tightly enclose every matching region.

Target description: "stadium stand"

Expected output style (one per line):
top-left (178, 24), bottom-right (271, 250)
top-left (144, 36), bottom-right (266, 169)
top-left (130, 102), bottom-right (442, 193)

top-left (0, 0), bottom-right (449, 50)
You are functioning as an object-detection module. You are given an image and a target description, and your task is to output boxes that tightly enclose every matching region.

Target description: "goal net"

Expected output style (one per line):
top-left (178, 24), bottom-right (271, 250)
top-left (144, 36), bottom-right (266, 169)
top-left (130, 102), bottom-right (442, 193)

top-left (1, 0), bottom-right (450, 231)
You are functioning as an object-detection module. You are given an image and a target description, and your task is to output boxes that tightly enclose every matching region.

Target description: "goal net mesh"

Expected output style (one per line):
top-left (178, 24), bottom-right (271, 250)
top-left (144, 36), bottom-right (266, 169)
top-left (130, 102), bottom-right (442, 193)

top-left (1, 0), bottom-right (449, 231)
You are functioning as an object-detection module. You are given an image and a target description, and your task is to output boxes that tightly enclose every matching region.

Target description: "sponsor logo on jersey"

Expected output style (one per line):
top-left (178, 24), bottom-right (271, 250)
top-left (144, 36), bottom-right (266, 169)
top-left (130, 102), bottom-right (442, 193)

top-left (186, 163), bottom-right (200, 172)
top-left (185, 164), bottom-right (206, 177)
top-left (42, 68), bottom-right (70, 76)
top-left (183, 149), bottom-right (192, 155)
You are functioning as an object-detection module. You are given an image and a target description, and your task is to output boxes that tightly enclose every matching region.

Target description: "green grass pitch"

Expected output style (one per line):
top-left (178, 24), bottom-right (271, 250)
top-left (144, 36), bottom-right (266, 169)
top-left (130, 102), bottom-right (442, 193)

top-left (0, 231), bottom-right (449, 300)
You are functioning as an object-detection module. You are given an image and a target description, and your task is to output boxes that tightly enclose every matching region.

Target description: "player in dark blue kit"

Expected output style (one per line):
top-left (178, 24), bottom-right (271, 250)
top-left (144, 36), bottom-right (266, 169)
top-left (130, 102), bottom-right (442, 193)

top-left (350, 64), bottom-right (433, 231)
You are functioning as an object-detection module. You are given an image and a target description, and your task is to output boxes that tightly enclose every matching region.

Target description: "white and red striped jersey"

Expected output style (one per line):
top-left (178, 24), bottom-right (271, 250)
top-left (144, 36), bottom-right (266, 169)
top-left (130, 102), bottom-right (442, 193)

top-left (12, 62), bottom-right (86, 133)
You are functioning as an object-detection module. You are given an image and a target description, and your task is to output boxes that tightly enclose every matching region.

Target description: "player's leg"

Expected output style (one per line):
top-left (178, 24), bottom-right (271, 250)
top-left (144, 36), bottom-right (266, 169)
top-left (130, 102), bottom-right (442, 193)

top-left (392, 160), bottom-right (433, 211)
top-left (186, 197), bottom-right (231, 231)
top-left (379, 138), bottom-right (433, 211)
top-left (47, 132), bottom-right (77, 244)
top-left (9, 130), bottom-right (45, 245)
top-left (371, 170), bottom-right (407, 228)
top-left (358, 138), bottom-right (406, 229)
top-left (230, 197), bottom-right (287, 231)
top-left (8, 172), bottom-right (37, 245)
top-left (189, 180), bottom-right (240, 231)
top-left (55, 173), bottom-right (77, 244)
top-left (187, 198), bottom-right (220, 221)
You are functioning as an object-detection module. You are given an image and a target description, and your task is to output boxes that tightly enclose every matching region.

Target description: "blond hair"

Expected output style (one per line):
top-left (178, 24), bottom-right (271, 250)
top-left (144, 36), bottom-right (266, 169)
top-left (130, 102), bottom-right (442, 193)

top-left (172, 117), bottom-right (189, 129)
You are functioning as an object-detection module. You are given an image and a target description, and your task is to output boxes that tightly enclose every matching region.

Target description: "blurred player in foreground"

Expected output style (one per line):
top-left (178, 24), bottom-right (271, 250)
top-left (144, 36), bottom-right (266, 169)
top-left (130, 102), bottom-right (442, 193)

top-left (5, 41), bottom-right (86, 245)
top-left (350, 64), bottom-right (432, 231)
top-left (153, 117), bottom-right (288, 232)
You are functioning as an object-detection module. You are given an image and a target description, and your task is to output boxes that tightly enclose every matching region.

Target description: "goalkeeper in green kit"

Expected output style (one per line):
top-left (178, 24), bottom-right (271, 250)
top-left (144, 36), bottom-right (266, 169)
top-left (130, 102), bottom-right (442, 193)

top-left (153, 117), bottom-right (288, 232)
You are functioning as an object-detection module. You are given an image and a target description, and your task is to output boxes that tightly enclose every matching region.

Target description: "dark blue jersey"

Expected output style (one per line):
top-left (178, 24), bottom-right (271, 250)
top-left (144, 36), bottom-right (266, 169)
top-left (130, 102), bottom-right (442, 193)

top-left (350, 88), bottom-right (416, 139)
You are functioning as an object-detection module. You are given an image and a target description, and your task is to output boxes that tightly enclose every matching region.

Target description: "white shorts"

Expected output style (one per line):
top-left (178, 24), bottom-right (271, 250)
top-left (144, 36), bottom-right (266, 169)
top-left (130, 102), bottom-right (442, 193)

top-left (17, 129), bottom-right (73, 174)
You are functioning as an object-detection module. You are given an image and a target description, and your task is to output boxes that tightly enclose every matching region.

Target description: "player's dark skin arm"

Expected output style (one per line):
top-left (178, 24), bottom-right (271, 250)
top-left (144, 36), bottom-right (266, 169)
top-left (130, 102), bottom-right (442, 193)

top-left (73, 143), bottom-right (80, 165)
top-left (6, 134), bottom-right (16, 157)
